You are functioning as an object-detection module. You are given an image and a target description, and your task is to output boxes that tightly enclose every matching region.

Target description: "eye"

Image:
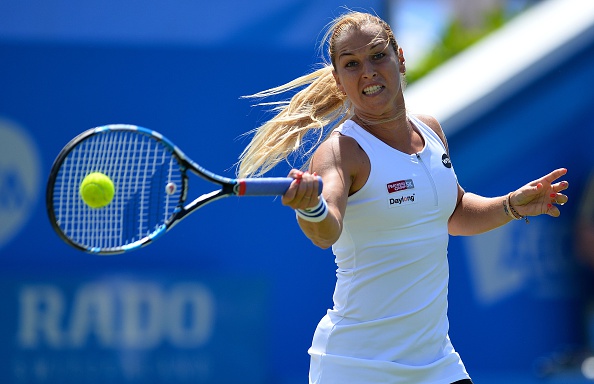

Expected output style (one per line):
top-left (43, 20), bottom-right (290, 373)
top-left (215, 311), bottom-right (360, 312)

top-left (372, 52), bottom-right (386, 60)
top-left (345, 60), bottom-right (358, 68)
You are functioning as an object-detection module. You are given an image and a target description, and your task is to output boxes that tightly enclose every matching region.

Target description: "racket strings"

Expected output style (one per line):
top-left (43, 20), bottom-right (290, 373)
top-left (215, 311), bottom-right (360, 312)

top-left (52, 130), bottom-right (183, 251)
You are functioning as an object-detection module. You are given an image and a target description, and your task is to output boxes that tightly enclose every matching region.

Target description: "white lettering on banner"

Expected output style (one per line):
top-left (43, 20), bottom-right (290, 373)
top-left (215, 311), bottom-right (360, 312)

top-left (0, 118), bottom-right (41, 251)
top-left (120, 282), bottom-right (163, 349)
top-left (69, 283), bottom-right (117, 348)
top-left (167, 283), bottom-right (214, 347)
top-left (16, 282), bottom-right (215, 349)
top-left (463, 226), bottom-right (525, 305)
top-left (463, 219), bottom-right (576, 305)
top-left (18, 285), bottom-right (64, 348)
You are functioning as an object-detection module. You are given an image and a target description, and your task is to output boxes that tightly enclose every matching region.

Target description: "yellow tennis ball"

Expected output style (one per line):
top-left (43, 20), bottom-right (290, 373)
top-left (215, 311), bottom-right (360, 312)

top-left (79, 172), bottom-right (115, 208)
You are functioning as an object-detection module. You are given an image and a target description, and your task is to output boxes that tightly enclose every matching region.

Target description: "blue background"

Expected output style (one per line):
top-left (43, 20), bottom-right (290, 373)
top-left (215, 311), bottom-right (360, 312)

top-left (0, 1), bottom-right (593, 383)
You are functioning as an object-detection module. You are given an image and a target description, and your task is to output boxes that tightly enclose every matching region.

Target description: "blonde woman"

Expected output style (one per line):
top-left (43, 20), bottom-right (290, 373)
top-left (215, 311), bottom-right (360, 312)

top-left (238, 11), bottom-right (569, 384)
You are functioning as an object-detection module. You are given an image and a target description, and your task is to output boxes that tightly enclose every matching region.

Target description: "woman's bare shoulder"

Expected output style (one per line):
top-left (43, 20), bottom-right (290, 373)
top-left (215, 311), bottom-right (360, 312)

top-left (313, 131), bottom-right (369, 194)
top-left (317, 131), bottom-right (367, 161)
top-left (413, 113), bottom-right (441, 131)
top-left (413, 113), bottom-right (449, 150)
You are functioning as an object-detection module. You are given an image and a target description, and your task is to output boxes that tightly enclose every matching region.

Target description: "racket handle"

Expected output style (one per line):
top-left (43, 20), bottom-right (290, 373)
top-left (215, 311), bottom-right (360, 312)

top-left (237, 176), bottom-right (323, 196)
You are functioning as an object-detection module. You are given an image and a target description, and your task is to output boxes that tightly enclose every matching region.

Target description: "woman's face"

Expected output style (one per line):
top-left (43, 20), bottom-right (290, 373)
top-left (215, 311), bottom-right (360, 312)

top-left (332, 23), bottom-right (405, 120)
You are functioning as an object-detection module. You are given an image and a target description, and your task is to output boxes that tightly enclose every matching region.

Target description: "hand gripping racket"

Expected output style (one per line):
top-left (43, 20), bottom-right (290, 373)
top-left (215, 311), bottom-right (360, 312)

top-left (46, 124), bottom-right (322, 255)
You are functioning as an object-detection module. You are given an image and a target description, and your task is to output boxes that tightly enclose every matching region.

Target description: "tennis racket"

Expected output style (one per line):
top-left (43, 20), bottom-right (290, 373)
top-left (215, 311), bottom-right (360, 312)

top-left (46, 124), bottom-right (322, 255)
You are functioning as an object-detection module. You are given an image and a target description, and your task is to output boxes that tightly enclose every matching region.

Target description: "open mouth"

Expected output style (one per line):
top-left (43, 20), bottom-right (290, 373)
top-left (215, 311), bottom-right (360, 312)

top-left (363, 85), bottom-right (384, 95)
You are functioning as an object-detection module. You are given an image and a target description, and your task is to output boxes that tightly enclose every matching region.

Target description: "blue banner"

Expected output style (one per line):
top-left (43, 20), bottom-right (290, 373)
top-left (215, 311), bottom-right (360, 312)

top-left (1, 274), bottom-right (269, 383)
top-left (1, 0), bottom-right (593, 382)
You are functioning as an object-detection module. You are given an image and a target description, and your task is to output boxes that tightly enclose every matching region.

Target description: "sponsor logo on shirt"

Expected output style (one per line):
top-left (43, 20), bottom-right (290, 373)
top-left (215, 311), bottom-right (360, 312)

top-left (442, 153), bottom-right (452, 168)
top-left (388, 193), bottom-right (416, 208)
top-left (386, 179), bottom-right (414, 194)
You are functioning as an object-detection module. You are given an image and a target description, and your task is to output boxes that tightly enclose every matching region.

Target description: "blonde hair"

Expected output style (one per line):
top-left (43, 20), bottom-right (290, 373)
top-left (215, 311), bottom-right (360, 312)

top-left (237, 11), bottom-right (399, 178)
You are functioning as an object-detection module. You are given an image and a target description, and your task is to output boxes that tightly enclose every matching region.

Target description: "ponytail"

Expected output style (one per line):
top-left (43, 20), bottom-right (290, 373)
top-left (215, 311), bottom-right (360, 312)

top-left (237, 65), bottom-right (351, 178)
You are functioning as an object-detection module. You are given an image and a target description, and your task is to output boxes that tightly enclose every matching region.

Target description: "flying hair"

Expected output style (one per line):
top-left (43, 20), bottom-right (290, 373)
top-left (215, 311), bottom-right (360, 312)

top-left (237, 11), bottom-right (399, 178)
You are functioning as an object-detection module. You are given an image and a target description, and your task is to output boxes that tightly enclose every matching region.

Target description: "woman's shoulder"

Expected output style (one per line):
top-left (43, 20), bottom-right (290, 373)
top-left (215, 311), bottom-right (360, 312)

top-left (314, 130), bottom-right (370, 195)
top-left (322, 128), bottom-right (365, 153)
top-left (410, 113), bottom-right (448, 150)
top-left (411, 113), bottom-right (441, 131)
top-left (314, 128), bottom-right (368, 170)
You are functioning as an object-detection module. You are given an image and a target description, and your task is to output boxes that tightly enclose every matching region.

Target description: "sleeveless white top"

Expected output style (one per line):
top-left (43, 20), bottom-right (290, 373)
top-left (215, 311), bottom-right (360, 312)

top-left (308, 116), bottom-right (470, 384)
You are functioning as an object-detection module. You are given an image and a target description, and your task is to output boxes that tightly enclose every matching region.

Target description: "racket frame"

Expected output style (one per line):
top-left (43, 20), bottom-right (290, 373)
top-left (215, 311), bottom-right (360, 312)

top-left (46, 124), bottom-right (319, 254)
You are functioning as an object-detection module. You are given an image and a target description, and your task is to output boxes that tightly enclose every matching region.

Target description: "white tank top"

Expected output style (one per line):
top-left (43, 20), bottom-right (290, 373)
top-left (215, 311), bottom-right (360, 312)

top-left (308, 116), bottom-right (470, 384)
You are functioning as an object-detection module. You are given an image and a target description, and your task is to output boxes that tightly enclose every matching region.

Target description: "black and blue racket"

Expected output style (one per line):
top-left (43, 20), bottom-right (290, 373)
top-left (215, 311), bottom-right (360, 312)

top-left (46, 124), bottom-right (322, 255)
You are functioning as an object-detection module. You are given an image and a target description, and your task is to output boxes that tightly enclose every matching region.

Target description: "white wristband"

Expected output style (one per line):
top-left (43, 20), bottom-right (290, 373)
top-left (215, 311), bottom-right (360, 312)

top-left (296, 195), bottom-right (328, 223)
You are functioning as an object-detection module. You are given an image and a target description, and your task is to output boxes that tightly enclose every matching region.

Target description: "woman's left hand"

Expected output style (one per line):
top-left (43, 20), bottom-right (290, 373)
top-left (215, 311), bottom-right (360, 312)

top-left (510, 168), bottom-right (569, 218)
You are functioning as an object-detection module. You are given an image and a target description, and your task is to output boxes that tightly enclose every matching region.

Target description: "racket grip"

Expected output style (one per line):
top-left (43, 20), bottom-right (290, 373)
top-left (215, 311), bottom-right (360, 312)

top-left (237, 176), bottom-right (323, 196)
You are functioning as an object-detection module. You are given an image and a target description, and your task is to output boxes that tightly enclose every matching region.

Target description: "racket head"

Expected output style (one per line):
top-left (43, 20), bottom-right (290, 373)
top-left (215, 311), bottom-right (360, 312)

top-left (46, 125), bottom-right (187, 254)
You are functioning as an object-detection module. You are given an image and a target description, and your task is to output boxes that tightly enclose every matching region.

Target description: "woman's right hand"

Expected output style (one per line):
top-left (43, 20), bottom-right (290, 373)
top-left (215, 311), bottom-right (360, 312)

top-left (282, 169), bottom-right (322, 211)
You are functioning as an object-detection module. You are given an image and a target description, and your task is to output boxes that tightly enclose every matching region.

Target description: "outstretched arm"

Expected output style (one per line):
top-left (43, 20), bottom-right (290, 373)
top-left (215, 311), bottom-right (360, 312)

top-left (448, 168), bottom-right (569, 236)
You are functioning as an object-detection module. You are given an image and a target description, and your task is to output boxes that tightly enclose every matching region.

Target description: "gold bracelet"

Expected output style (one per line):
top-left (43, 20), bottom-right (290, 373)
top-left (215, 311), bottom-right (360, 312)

top-left (502, 195), bottom-right (514, 219)
top-left (507, 193), bottom-right (529, 223)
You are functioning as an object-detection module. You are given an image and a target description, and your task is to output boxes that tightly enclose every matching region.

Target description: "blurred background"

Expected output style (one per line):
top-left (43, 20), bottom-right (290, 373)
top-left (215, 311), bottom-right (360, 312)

top-left (1, 0), bottom-right (593, 382)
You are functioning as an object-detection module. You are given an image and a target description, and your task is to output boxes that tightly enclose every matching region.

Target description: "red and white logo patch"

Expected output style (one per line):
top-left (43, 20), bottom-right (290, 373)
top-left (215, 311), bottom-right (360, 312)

top-left (386, 179), bottom-right (414, 194)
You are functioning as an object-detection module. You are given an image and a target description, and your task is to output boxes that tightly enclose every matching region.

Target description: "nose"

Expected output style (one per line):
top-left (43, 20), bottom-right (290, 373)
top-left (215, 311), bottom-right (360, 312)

top-left (362, 60), bottom-right (377, 78)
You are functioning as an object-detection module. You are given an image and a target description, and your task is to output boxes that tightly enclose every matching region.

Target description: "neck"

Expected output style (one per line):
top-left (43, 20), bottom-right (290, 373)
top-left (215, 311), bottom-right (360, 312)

top-left (353, 110), bottom-right (409, 132)
top-left (355, 113), bottom-right (401, 126)
top-left (352, 112), bottom-right (417, 153)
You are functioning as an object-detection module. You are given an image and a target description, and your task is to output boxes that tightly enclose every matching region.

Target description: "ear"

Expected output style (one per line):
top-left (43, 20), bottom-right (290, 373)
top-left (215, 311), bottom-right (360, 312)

top-left (398, 47), bottom-right (406, 74)
top-left (332, 69), bottom-right (345, 94)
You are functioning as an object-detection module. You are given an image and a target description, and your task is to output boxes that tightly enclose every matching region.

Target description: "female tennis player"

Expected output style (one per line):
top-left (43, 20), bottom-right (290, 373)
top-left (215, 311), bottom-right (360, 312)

top-left (238, 10), bottom-right (569, 384)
